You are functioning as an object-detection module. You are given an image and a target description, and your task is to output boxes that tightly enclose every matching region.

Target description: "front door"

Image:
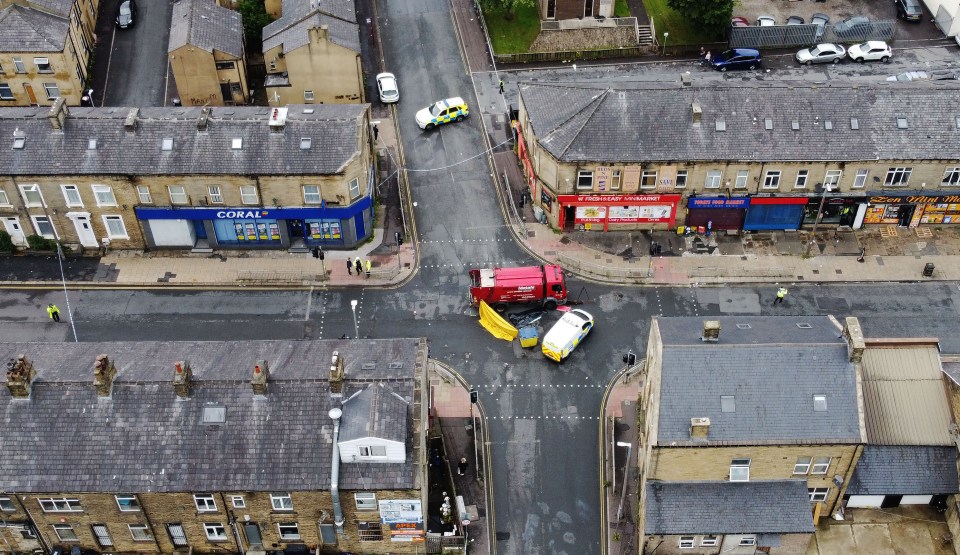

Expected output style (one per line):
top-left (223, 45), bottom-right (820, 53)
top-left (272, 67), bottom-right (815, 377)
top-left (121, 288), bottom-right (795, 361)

top-left (897, 205), bottom-right (915, 227)
top-left (23, 83), bottom-right (37, 105)
top-left (71, 214), bottom-right (98, 248)
top-left (288, 219), bottom-right (305, 239)
top-left (2, 217), bottom-right (27, 246)
top-left (243, 523), bottom-right (262, 548)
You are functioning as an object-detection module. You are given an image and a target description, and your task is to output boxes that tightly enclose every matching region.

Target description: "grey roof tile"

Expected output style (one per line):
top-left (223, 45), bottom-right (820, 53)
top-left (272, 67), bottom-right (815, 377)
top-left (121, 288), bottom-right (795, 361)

top-left (262, 0), bottom-right (359, 54)
top-left (169, 0), bottom-right (244, 58)
top-left (519, 82), bottom-right (960, 163)
top-left (846, 445), bottom-right (959, 495)
top-left (339, 383), bottom-right (409, 443)
top-left (645, 480), bottom-right (815, 534)
top-left (0, 104), bottom-right (367, 176)
top-left (0, 339), bottom-right (421, 493)
top-left (0, 4), bottom-right (69, 52)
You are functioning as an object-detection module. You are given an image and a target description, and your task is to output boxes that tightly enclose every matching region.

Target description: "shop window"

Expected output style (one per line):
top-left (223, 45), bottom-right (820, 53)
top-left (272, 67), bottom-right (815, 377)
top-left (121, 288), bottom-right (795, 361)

top-left (795, 170), bottom-right (809, 189)
top-left (884, 167), bottom-right (912, 187)
top-left (277, 523), bottom-right (300, 541)
top-left (137, 186), bottom-right (152, 204)
top-left (611, 170), bottom-right (622, 190)
top-left (128, 524), bottom-right (152, 541)
top-left (19, 184), bottom-right (44, 207)
top-left (303, 185), bottom-right (322, 204)
top-left (355, 493), bottom-right (377, 510)
top-left (115, 495), bottom-right (140, 511)
top-left (53, 524), bottom-right (77, 541)
top-left (811, 457), bottom-right (831, 474)
top-left (0, 84), bottom-right (13, 100)
top-left (735, 170), bottom-right (749, 189)
top-left (358, 522), bottom-right (384, 541)
top-left (853, 169), bottom-right (868, 189)
top-left (43, 83), bottom-right (59, 100)
top-left (942, 167), bottom-right (960, 187)
top-left (103, 216), bottom-right (128, 239)
top-left (169, 186), bottom-right (188, 204)
top-left (576, 171), bottom-right (593, 190)
top-left (793, 456), bottom-right (811, 474)
top-left (193, 494), bottom-right (217, 512)
top-left (705, 170), bottom-right (722, 189)
top-left (762, 170), bottom-right (781, 189)
top-left (729, 458), bottom-right (750, 482)
top-left (270, 493), bottom-right (293, 511)
top-left (92, 184), bottom-right (117, 206)
top-left (61, 184), bottom-right (83, 207)
top-left (208, 186), bottom-right (223, 204)
top-left (678, 536), bottom-right (695, 548)
top-left (34, 58), bottom-right (52, 73)
top-left (675, 170), bottom-right (687, 189)
top-left (204, 523), bottom-right (227, 541)
top-left (349, 177), bottom-right (360, 200)
top-left (31, 216), bottom-right (56, 239)
top-left (640, 170), bottom-right (657, 189)
top-left (808, 487), bottom-right (830, 502)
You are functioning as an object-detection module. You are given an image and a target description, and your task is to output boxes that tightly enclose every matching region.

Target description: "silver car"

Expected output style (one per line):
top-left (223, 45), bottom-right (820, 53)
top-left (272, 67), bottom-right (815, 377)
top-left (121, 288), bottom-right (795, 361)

top-left (795, 43), bottom-right (846, 65)
top-left (375, 72), bottom-right (399, 104)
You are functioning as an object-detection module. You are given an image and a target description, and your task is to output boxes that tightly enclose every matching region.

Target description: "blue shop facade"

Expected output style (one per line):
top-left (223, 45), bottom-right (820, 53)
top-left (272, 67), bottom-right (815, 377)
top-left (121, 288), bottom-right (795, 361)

top-left (136, 198), bottom-right (373, 251)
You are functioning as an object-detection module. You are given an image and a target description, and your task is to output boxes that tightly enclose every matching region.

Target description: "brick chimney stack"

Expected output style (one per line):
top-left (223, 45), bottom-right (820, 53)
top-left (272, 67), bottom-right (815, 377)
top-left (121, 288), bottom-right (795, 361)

top-left (329, 351), bottom-right (344, 394)
top-left (701, 320), bottom-right (720, 343)
top-left (690, 417), bottom-right (711, 439)
top-left (5, 354), bottom-right (36, 398)
top-left (93, 354), bottom-right (117, 397)
top-left (252, 360), bottom-right (269, 395)
top-left (842, 317), bottom-right (865, 362)
top-left (173, 360), bottom-right (192, 398)
top-left (197, 107), bottom-right (210, 131)
top-left (47, 97), bottom-right (68, 130)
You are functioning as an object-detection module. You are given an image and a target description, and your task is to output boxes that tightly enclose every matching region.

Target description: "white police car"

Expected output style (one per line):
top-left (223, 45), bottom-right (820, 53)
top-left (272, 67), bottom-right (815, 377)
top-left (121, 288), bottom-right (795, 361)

top-left (541, 309), bottom-right (594, 362)
top-left (415, 97), bottom-right (469, 130)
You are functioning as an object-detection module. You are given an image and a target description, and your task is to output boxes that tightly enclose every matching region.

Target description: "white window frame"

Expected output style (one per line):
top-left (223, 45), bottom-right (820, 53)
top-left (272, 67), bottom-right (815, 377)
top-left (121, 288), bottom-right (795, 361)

top-left (231, 496), bottom-right (245, 508)
top-left (762, 170), bottom-right (782, 190)
top-left (0, 188), bottom-right (8, 206)
top-left (611, 170), bottom-right (622, 190)
top-left (13, 58), bottom-right (25, 73)
top-left (0, 84), bottom-right (14, 100)
top-left (360, 445), bottom-right (387, 457)
top-left (43, 83), bottom-right (59, 100)
top-left (277, 522), bottom-right (301, 541)
top-left (853, 169), bottom-right (868, 189)
top-left (942, 167), bottom-right (960, 187)
top-left (808, 487), bottom-right (830, 502)
top-left (239, 185), bottom-right (258, 205)
top-left (793, 456), bottom-right (812, 475)
top-left (208, 186), bottom-right (223, 204)
top-left (730, 458), bottom-right (750, 482)
top-left (19, 184), bottom-right (45, 207)
top-left (136, 186), bottom-right (152, 204)
top-left (735, 170), bottom-right (749, 189)
top-left (38, 498), bottom-right (81, 512)
top-left (678, 536), bottom-right (695, 549)
top-left (795, 169), bottom-right (809, 189)
top-left (91, 524), bottom-right (113, 546)
top-left (31, 215), bottom-right (57, 239)
top-left (34, 57), bottom-right (52, 73)
top-left (303, 185), bottom-right (322, 204)
top-left (115, 495), bottom-right (140, 512)
top-left (355, 492), bottom-right (377, 510)
top-left (349, 177), bottom-right (361, 200)
top-left (811, 457), bottom-right (831, 474)
top-left (128, 524), bottom-right (152, 541)
top-left (674, 170), bottom-right (688, 189)
top-left (193, 494), bottom-right (217, 512)
top-left (203, 523), bottom-right (228, 541)
top-left (270, 493), bottom-right (293, 511)
top-left (739, 536), bottom-right (756, 546)
top-left (169, 186), bottom-right (188, 204)
top-left (0, 496), bottom-right (15, 512)
top-left (102, 215), bottom-right (128, 239)
top-left (304, 90), bottom-right (315, 102)
top-left (92, 184), bottom-right (117, 207)
top-left (53, 524), bottom-right (77, 541)
top-left (824, 170), bottom-right (842, 188)
top-left (576, 171), bottom-right (593, 190)
top-left (705, 170), bottom-right (722, 189)
top-left (61, 184), bottom-right (83, 207)
top-left (640, 170), bottom-right (657, 189)
top-left (885, 167), bottom-right (912, 187)
top-left (700, 536), bottom-right (718, 547)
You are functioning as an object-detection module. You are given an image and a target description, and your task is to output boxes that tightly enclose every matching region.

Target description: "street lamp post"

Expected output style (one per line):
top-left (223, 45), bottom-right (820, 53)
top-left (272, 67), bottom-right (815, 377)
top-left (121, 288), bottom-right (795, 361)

top-left (350, 300), bottom-right (359, 339)
top-left (662, 32), bottom-right (669, 56)
top-left (804, 183), bottom-right (835, 258)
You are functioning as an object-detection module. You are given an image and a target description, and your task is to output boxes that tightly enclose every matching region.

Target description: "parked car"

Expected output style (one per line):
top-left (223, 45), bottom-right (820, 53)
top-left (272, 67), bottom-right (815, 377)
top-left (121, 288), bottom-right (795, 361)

top-left (376, 72), bottom-right (399, 103)
top-left (786, 15), bottom-right (805, 25)
top-left (415, 97), bottom-right (469, 130)
top-left (756, 15), bottom-right (775, 26)
top-left (848, 41), bottom-right (892, 62)
top-left (833, 16), bottom-right (872, 40)
top-left (115, 0), bottom-right (136, 28)
top-left (541, 309), bottom-right (594, 362)
top-left (796, 43), bottom-right (846, 65)
top-left (731, 16), bottom-right (750, 27)
top-left (711, 48), bottom-right (762, 71)
top-left (895, 0), bottom-right (923, 21)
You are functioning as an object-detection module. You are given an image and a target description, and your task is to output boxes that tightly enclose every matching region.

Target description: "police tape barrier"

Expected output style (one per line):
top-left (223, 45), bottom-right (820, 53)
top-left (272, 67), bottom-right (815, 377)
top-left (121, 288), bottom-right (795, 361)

top-left (478, 300), bottom-right (519, 341)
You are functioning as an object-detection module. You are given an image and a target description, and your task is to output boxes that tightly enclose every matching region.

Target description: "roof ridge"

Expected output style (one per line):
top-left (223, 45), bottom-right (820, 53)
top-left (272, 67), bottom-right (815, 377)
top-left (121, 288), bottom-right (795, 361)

top-left (544, 88), bottom-right (610, 158)
top-left (4, 4), bottom-right (64, 49)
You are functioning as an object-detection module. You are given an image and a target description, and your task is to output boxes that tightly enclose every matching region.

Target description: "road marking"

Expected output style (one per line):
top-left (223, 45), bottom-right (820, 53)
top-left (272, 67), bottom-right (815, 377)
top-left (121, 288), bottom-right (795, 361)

top-left (304, 286), bottom-right (313, 321)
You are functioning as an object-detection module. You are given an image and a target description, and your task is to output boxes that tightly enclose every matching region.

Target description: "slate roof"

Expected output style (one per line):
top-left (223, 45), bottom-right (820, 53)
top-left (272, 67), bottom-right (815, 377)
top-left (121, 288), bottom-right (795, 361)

top-left (262, 0), bottom-right (359, 54)
top-left (339, 382), bottom-right (409, 443)
top-left (645, 480), bottom-right (815, 535)
top-left (0, 3), bottom-right (70, 52)
top-left (0, 338), bottom-right (422, 493)
top-left (0, 104), bottom-right (367, 176)
top-left (860, 345), bottom-right (953, 445)
top-left (654, 317), bottom-right (862, 445)
top-left (518, 82), bottom-right (960, 163)
top-left (846, 445), bottom-right (959, 495)
top-left (169, 0), bottom-right (244, 58)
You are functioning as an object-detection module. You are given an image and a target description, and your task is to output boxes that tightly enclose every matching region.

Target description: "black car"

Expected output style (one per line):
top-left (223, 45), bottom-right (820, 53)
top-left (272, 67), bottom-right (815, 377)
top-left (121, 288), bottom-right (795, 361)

top-left (115, 0), bottom-right (137, 29)
top-left (711, 48), bottom-right (762, 71)
top-left (895, 0), bottom-right (923, 21)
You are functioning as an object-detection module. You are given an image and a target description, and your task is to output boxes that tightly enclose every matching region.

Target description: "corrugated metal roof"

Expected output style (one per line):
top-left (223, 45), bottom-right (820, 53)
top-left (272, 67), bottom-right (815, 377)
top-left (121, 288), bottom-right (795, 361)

top-left (860, 346), bottom-right (952, 445)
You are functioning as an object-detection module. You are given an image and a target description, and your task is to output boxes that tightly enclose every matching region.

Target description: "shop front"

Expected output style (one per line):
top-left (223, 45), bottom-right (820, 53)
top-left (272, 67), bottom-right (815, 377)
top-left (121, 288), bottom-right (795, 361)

top-left (742, 197), bottom-right (807, 231)
top-left (136, 200), bottom-right (373, 250)
top-left (864, 193), bottom-right (960, 227)
top-left (556, 194), bottom-right (681, 232)
top-left (801, 197), bottom-right (866, 229)
top-left (685, 197), bottom-right (750, 230)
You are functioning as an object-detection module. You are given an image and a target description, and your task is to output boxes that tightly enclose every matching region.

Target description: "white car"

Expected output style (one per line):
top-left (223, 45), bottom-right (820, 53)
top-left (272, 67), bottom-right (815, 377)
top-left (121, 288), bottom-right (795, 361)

top-left (847, 41), bottom-right (892, 63)
top-left (795, 43), bottom-right (846, 65)
top-left (541, 309), bottom-right (594, 362)
top-left (756, 15), bottom-right (775, 26)
top-left (376, 72), bottom-right (399, 103)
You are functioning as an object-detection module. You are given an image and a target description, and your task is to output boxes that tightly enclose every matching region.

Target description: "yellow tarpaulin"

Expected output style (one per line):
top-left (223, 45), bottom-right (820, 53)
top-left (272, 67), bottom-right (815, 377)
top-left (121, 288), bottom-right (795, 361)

top-left (478, 301), bottom-right (519, 341)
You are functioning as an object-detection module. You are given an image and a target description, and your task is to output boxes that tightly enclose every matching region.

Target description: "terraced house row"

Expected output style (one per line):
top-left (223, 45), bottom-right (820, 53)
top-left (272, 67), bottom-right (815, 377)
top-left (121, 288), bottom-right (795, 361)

top-left (0, 101), bottom-right (377, 251)
top-left (516, 82), bottom-right (960, 233)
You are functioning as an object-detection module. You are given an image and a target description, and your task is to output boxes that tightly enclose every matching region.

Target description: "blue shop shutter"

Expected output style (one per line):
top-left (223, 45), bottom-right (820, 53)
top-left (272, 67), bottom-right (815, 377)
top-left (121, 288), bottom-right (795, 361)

top-left (742, 204), bottom-right (804, 231)
top-left (354, 212), bottom-right (366, 240)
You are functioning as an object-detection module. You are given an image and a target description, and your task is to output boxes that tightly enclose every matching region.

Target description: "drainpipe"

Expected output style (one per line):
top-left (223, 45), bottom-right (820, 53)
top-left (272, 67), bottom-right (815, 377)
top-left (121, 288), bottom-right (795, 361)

top-left (329, 407), bottom-right (345, 532)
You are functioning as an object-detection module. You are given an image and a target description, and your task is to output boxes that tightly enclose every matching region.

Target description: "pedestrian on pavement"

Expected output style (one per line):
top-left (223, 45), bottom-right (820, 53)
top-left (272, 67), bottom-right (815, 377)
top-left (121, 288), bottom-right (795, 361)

top-left (354, 257), bottom-right (362, 276)
top-left (457, 457), bottom-right (468, 476)
top-left (499, 79), bottom-right (504, 94)
top-left (704, 50), bottom-right (712, 66)
top-left (373, 124), bottom-right (379, 143)
top-left (774, 287), bottom-right (788, 305)
top-left (365, 259), bottom-right (372, 278)
top-left (699, 46), bottom-right (706, 60)
top-left (47, 304), bottom-right (61, 322)
top-left (346, 259), bottom-right (353, 275)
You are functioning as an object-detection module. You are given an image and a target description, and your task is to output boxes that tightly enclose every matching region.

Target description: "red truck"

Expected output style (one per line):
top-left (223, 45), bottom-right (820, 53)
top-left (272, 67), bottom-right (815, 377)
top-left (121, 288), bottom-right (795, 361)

top-left (469, 265), bottom-right (568, 311)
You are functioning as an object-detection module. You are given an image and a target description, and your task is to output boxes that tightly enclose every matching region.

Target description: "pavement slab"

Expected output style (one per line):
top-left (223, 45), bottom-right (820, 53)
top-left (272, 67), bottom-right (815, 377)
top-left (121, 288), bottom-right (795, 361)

top-left (851, 523), bottom-right (896, 555)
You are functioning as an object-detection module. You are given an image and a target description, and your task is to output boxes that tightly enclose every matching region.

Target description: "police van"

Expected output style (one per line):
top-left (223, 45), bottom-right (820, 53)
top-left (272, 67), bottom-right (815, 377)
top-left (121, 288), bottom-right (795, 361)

top-left (541, 309), bottom-right (594, 362)
top-left (416, 97), bottom-right (469, 130)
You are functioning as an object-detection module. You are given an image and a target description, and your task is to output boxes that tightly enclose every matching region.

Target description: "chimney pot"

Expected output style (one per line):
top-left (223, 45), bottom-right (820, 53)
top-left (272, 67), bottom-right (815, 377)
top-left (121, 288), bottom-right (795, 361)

top-left (5, 354), bottom-right (36, 398)
top-left (93, 354), bottom-right (117, 397)
top-left (690, 417), bottom-right (710, 439)
top-left (252, 360), bottom-right (269, 395)
top-left (702, 320), bottom-right (720, 342)
top-left (691, 102), bottom-right (702, 125)
top-left (173, 360), bottom-right (192, 398)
